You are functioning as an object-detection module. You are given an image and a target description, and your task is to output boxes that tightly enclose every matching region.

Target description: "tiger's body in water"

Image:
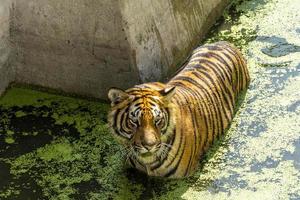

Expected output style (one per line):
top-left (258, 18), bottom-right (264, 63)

top-left (108, 41), bottom-right (250, 178)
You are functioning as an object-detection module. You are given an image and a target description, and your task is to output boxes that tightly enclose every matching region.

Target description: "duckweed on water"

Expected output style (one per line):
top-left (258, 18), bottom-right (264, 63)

top-left (4, 137), bottom-right (15, 144)
top-left (0, 87), bottom-right (145, 199)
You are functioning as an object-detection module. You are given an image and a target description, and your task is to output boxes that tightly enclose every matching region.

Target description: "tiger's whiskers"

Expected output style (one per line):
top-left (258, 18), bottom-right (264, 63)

top-left (158, 142), bottom-right (175, 161)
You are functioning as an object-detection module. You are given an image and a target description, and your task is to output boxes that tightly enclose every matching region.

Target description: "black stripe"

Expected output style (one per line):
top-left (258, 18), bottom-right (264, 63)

top-left (191, 59), bottom-right (234, 107)
top-left (150, 130), bottom-right (176, 171)
top-left (177, 87), bottom-right (198, 176)
top-left (203, 61), bottom-right (235, 108)
top-left (174, 76), bottom-right (223, 140)
top-left (165, 130), bottom-right (186, 177)
top-left (205, 45), bottom-right (223, 51)
top-left (190, 71), bottom-right (226, 139)
top-left (192, 69), bottom-right (232, 124)
top-left (129, 157), bottom-right (136, 168)
top-left (188, 87), bottom-right (211, 158)
top-left (207, 52), bottom-right (235, 81)
top-left (187, 56), bottom-right (232, 84)
top-left (163, 108), bottom-right (170, 133)
top-left (174, 77), bottom-right (218, 145)
top-left (121, 110), bottom-right (130, 130)
top-left (171, 82), bottom-right (211, 155)
top-left (191, 71), bottom-right (223, 139)
top-left (161, 109), bottom-right (169, 133)
top-left (164, 95), bottom-right (185, 169)
top-left (221, 48), bottom-right (243, 95)
top-left (113, 108), bottom-right (129, 139)
top-left (190, 56), bottom-right (235, 117)
top-left (133, 102), bottom-right (143, 108)
top-left (192, 52), bottom-right (233, 76)
top-left (222, 51), bottom-right (240, 94)
top-left (147, 96), bottom-right (160, 104)
top-left (172, 79), bottom-right (217, 151)
top-left (208, 61), bottom-right (234, 105)
top-left (112, 108), bottom-right (121, 130)
top-left (184, 59), bottom-right (235, 114)
top-left (164, 163), bottom-right (178, 177)
top-left (225, 50), bottom-right (247, 91)
top-left (148, 101), bottom-right (157, 107)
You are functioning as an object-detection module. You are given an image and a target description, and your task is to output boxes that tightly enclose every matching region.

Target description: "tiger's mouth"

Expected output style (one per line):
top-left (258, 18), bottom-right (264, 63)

top-left (135, 149), bottom-right (160, 164)
top-left (132, 143), bottom-right (162, 162)
top-left (140, 152), bottom-right (153, 157)
top-left (134, 144), bottom-right (161, 155)
top-left (130, 142), bottom-right (172, 165)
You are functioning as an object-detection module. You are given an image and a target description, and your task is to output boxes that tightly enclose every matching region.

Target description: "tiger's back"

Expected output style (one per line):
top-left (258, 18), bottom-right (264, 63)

top-left (157, 41), bottom-right (250, 177)
top-left (108, 41), bottom-right (250, 178)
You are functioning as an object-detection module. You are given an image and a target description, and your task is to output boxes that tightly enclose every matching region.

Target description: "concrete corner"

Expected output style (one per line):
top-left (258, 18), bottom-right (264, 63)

top-left (9, 0), bottom-right (229, 99)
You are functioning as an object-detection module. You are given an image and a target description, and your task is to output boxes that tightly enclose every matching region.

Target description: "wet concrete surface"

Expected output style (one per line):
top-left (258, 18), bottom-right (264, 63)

top-left (0, 0), bottom-right (300, 199)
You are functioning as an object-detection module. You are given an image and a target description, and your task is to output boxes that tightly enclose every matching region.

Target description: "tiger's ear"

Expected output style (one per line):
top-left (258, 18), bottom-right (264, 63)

top-left (108, 88), bottom-right (130, 106)
top-left (159, 86), bottom-right (176, 102)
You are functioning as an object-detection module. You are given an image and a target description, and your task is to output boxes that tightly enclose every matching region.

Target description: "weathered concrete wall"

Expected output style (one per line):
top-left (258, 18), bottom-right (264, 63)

top-left (11, 0), bottom-right (230, 99)
top-left (120, 0), bottom-right (230, 82)
top-left (12, 0), bottom-right (139, 99)
top-left (0, 0), bottom-right (14, 96)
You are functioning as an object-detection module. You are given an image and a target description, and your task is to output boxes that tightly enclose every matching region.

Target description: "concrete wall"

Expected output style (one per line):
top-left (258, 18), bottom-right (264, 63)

top-left (12, 0), bottom-right (139, 99)
top-left (0, 0), bottom-right (14, 96)
top-left (10, 0), bottom-right (230, 99)
top-left (120, 0), bottom-right (230, 82)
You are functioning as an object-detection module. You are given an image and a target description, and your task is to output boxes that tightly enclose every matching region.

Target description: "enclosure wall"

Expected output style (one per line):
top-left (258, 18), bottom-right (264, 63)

top-left (0, 0), bottom-right (14, 96)
top-left (10, 0), bottom-right (229, 99)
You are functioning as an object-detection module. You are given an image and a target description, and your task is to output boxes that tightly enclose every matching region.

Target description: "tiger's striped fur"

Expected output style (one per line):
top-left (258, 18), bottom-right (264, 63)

top-left (108, 41), bottom-right (250, 178)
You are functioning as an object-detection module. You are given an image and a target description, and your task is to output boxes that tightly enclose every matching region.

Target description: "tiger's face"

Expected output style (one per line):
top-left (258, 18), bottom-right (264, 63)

top-left (107, 86), bottom-right (176, 164)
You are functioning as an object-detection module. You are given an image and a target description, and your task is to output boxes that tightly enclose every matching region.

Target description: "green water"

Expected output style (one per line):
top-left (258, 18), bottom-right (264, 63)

top-left (0, 87), bottom-right (201, 199)
top-left (1, 0), bottom-right (300, 199)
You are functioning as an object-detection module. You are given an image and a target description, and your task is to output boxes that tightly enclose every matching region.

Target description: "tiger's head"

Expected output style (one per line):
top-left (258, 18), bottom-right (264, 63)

top-left (107, 86), bottom-right (176, 165)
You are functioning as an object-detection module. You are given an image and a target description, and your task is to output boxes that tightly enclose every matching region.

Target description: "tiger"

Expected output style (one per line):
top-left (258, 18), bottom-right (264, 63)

top-left (107, 41), bottom-right (250, 178)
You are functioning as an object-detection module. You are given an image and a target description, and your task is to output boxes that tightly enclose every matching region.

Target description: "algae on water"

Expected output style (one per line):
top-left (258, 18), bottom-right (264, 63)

top-left (0, 87), bottom-right (138, 199)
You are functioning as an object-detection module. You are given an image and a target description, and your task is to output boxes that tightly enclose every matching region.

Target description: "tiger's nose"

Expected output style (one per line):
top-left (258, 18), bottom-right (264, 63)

top-left (142, 140), bottom-right (156, 151)
top-left (142, 132), bottom-right (157, 150)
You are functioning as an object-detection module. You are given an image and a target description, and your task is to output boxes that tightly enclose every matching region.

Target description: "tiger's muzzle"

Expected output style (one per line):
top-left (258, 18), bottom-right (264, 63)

top-left (132, 116), bottom-right (161, 156)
